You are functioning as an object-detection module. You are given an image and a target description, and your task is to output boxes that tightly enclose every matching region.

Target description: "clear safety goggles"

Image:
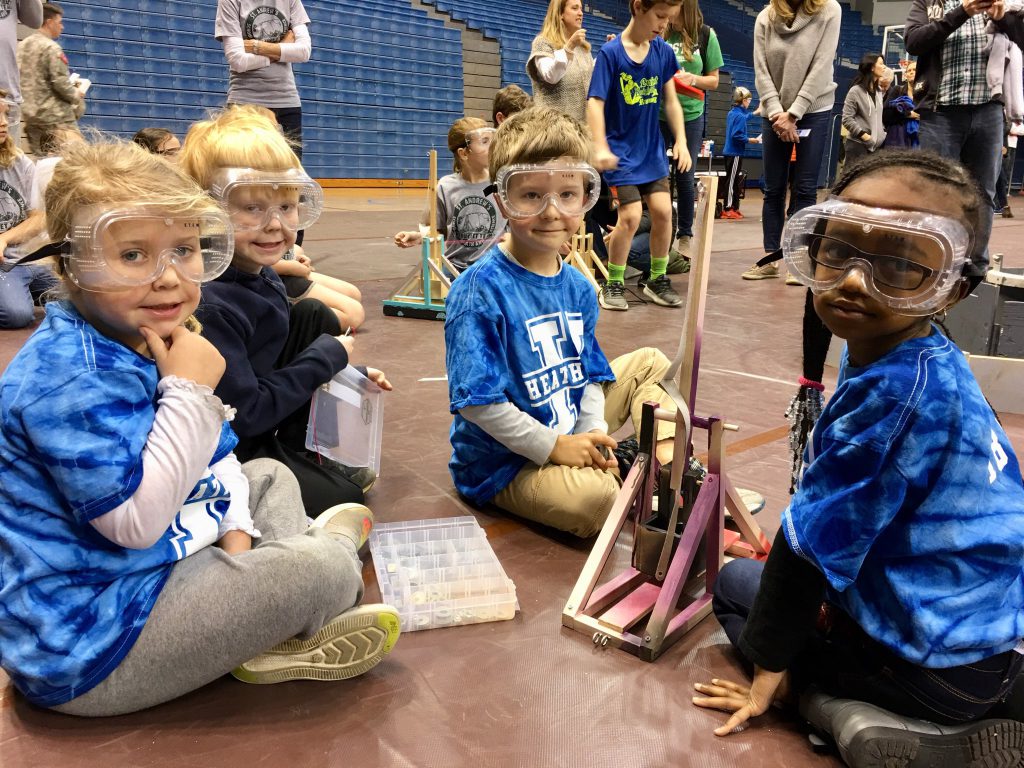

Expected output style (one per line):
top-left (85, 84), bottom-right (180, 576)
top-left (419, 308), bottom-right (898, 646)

top-left (63, 206), bottom-right (234, 292)
top-left (208, 167), bottom-right (323, 232)
top-left (465, 127), bottom-right (496, 149)
top-left (489, 162), bottom-right (601, 220)
top-left (0, 99), bottom-right (19, 126)
top-left (782, 199), bottom-right (970, 316)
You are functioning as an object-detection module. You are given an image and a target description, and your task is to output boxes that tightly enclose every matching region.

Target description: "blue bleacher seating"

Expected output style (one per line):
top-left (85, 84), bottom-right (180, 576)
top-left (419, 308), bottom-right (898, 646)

top-left (56, 0), bottom-right (460, 179)
top-left (53, 0), bottom-right (878, 179)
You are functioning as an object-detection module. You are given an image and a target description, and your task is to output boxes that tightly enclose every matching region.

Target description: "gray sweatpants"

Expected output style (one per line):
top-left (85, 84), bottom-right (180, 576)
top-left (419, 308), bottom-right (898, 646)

top-left (54, 459), bottom-right (365, 717)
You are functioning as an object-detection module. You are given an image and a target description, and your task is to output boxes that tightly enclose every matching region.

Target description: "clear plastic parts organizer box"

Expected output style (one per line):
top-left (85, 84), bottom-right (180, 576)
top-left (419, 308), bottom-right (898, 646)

top-left (369, 516), bottom-right (518, 632)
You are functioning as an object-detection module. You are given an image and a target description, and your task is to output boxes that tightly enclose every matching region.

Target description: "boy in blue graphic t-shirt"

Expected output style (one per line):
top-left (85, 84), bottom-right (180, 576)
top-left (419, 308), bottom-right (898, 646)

top-left (587, 0), bottom-right (688, 311)
top-left (444, 106), bottom-right (679, 538)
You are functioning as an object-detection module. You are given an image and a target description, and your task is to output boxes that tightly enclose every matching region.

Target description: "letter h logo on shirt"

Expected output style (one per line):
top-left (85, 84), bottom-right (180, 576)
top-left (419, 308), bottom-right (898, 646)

top-left (523, 312), bottom-right (586, 433)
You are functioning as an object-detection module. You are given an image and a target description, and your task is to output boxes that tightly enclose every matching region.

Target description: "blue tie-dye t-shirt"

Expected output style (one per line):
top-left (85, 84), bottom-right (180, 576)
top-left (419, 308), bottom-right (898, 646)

top-left (445, 247), bottom-right (616, 504)
top-left (0, 302), bottom-right (237, 707)
top-left (782, 327), bottom-right (1024, 667)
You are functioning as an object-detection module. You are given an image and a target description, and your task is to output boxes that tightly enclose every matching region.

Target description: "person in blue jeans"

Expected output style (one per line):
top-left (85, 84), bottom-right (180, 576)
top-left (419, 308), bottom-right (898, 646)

top-left (661, 0), bottom-right (722, 269)
top-left (692, 150), bottom-right (1024, 768)
top-left (905, 0), bottom-right (1024, 281)
top-left (0, 93), bottom-right (57, 328)
top-left (742, 0), bottom-right (841, 281)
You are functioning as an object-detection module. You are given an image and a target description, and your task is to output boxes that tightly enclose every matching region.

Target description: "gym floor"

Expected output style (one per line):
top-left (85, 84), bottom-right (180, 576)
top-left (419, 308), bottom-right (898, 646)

top-left (1, 189), bottom-right (1022, 768)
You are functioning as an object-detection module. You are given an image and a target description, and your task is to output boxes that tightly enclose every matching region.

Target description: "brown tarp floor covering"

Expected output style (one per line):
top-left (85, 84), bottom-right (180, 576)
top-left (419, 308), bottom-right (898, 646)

top-left (1, 190), bottom-right (1022, 768)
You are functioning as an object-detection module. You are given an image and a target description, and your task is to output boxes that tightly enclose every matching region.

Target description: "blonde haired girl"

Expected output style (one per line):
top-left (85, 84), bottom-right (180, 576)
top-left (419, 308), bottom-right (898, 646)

top-left (0, 137), bottom-right (399, 716)
top-left (182, 107), bottom-right (388, 512)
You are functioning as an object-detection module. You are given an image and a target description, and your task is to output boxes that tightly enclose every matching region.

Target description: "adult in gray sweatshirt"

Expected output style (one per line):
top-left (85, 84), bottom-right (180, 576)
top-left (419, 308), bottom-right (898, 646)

top-left (743, 0), bottom-right (841, 280)
top-left (842, 52), bottom-right (888, 168)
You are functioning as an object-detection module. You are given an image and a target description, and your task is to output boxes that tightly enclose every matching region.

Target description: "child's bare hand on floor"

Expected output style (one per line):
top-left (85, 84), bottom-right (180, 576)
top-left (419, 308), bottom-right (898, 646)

top-left (691, 667), bottom-right (791, 736)
top-left (365, 367), bottom-right (393, 391)
top-left (549, 432), bottom-right (618, 469)
top-left (141, 326), bottom-right (226, 390)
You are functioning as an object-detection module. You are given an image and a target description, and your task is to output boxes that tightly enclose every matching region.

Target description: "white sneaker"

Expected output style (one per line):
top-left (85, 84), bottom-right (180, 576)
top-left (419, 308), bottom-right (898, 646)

top-left (741, 263), bottom-right (780, 280)
top-left (232, 604), bottom-right (401, 684)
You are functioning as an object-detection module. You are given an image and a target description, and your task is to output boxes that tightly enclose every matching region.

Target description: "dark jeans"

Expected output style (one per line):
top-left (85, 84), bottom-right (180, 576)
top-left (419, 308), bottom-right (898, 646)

top-left (713, 557), bottom-right (1024, 725)
top-left (271, 106), bottom-right (305, 247)
top-left (661, 116), bottom-right (706, 238)
top-left (919, 101), bottom-right (1003, 277)
top-left (233, 299), bottom-right (364, 515)
top-left (996, 145), bottom-right (1016, 211)
top-left (761, 109), bottom-right (832, 253)
top-left (270, 106), bottom-right (303, 159)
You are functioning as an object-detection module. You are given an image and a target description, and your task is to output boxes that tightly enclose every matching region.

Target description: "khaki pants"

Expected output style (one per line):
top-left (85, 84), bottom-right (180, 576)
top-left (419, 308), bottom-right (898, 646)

top-left (493, 347), bottom-right (677, 537)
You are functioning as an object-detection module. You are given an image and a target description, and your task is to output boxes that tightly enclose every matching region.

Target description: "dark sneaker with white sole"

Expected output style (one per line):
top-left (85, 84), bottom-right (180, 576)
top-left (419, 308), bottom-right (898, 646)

top-left (642, 274), bottom-right (683, 307)
top-left (799, 685), bottom-right (1024, 768)
top-left (599, 281), bottom-right (628, 311)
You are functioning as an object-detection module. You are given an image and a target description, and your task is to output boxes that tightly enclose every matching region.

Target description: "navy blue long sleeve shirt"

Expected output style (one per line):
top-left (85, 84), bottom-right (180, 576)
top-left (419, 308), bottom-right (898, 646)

top-left (197, 266), bottom-right (348, 438)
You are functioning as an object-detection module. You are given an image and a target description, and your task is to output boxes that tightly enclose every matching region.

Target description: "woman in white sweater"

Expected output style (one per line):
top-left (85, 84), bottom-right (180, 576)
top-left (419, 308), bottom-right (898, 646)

top-left (526, 0), bottom-right (594, 124)
top-left (842, 53), bottom-right (887, 168)
top-left (742, 0), bottom-right (841, 280)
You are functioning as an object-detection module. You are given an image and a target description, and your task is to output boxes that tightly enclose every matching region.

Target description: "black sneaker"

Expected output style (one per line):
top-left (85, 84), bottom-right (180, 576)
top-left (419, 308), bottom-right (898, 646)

top-left (612, 437), bottom-right (639, 477)
top-left (308, 451), bottom-right (377, 493)
top-left (642, 274), bottom-right (683, 307)
top-left (599, 281), bottom-right (628, 311)
top-left (800, 686), bottom-right (1024, 768)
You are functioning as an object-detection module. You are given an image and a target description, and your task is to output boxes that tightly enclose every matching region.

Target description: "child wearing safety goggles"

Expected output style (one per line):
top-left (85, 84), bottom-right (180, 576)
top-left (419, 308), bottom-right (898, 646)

top-left (0, 140), bottom-right (399, 716)
top-left (691, 151), bottom-right (1024, 767)
top-left (182, 107), bottom-right (391, 516)
top-left (393, 116), bottom-right (508, 272)
top-left (444, 106), bottom-right (679, 537)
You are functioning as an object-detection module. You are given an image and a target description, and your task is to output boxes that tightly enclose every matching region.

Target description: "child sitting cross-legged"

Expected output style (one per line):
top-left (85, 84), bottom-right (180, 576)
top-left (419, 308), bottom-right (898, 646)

top-left (444, 106), bottom-right (679, 538)
top-left (393, 116), bottom-right (507, 274)
top-left (181, 107), bottom-right (390, 516)
top-left (0, 140), bottom-right (399, 717)
top-left (691, 150), bottom-right (1024, 767)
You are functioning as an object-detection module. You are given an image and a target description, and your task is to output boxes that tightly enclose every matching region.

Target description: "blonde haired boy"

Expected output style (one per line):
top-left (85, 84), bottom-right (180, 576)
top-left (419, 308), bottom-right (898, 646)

top-left (444, 106), bottom-right (677, 537)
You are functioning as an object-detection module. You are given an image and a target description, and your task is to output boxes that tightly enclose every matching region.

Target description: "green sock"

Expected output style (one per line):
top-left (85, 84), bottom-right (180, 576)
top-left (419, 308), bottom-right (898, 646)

top-left (607, 263), bottom-right (626, 284)
top-left (649, 256), bottom-right (668, 281)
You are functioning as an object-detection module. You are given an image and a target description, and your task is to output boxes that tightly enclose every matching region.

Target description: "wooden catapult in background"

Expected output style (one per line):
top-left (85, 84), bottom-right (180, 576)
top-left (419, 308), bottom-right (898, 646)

top-left (562, 175), bottom-right (772, 662)
top-left (382, 150), bottom-right (458, 321)
top-left (563, 221), bottom-right (608, 294)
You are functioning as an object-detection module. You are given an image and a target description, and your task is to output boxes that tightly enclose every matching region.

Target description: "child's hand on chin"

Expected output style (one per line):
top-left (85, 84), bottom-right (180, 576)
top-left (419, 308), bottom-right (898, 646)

top-left (140, 326), bottom-right (227, 390)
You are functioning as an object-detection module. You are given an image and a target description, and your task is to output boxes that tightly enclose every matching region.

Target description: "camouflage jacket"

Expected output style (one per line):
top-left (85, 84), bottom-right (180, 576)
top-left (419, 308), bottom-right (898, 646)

top-left (16, 32), bottom-right (82, 125)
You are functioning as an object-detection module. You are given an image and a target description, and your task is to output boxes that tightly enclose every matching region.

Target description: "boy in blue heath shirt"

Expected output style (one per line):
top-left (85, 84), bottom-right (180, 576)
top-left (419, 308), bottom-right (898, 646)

top-left (587, 0), bottom-right (688, 312)
top-left (444, 107), bottom-right (678, 537)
